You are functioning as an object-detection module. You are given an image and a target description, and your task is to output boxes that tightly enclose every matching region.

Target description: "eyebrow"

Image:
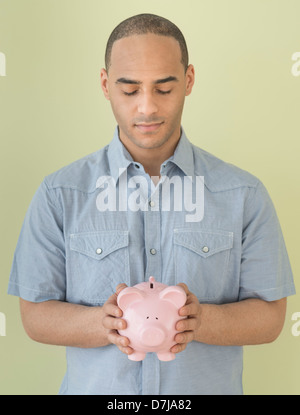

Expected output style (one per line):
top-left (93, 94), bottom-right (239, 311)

top-left (115, 76), bottom-right (179, 85)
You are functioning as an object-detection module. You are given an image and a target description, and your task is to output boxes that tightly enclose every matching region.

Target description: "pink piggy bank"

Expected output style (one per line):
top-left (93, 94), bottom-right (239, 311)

top-left (117, 276), bottom-right (187, 361)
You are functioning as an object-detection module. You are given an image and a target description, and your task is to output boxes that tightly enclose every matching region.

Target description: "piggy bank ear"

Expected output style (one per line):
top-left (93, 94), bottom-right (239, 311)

top-left (117, 287), bottom-right (145, 311)
top-left (159, 286), bottom-right (187, 309)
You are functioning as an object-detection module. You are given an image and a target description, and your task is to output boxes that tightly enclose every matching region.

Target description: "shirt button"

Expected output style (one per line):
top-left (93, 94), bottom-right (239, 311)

top-left (150, 248), bottom-right (157, 255)
top-left (202, 246), bottom-right (209, 253)
top-left (149, 200), bottom-right (155, 207)
top-left (96, 248), bottom-right (103, 255)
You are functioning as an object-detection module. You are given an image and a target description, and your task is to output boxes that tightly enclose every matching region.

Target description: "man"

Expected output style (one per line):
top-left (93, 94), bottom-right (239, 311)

top-left (8, 14), bottom-right (295, 395)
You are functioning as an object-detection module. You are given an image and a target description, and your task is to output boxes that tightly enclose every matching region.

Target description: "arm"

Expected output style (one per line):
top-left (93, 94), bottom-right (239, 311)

top-left (20, 282), bottom-right (286, 355)
top-left (171, 283), bottom-right (287, 354)
top-left (19, 284), bottom-right (131, 351)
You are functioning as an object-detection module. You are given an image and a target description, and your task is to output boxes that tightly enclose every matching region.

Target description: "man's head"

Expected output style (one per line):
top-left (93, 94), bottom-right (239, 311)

top-left (105, 13), bottom-right (189, 74)
top-left (100, 14), bottom-right (195, 158)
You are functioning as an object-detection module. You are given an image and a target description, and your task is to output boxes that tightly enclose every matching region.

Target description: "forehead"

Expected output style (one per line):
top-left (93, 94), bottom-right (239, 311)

top-left (109, 34), bottom-right (184, 79)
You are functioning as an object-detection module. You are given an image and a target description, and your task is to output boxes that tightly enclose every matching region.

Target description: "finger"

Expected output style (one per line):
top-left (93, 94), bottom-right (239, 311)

top-left (170, 342), bottom-right (187, 354)
top-left (107, 330), bottom-right (134, 355)
top-left (171, 330), bottom-right (195, 354)
top-left (102, 315), bottom-right (127, 331)
top-left (118, 345), bottom-right (134, 355)
top-left (103, 284), bottom-right (127, 317)
top-left (179, 301), bottom-right (200, 317)
top-left (103, 283), bottom-right (128, 311)
top-left (176, 316), bottom-right (198, 332)
top-left (116, 283), bottom-right (128, 295)
top-left (102, 301), bottom-right (123, 318)
top-left (107, 329), bottom-right (128, 346)
top-left (174, 330), bottom-right (194, 345)
top-left (176, 284), bottom-right (199, 316)
top-left (179, 291), bottom-right (200, 314)
top-left (177, 282), bottom-right (189, 295)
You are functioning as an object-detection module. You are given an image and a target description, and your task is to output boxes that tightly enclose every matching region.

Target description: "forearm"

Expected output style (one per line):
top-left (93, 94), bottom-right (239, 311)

top-left (20, 299), bottom-right (110, 348)
top-left (194, 298), bottom-right (287, 346)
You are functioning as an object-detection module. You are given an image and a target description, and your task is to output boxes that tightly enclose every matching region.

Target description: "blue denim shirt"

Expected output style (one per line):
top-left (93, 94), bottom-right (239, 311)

top-left (8, 127), bottom-right (295, 395)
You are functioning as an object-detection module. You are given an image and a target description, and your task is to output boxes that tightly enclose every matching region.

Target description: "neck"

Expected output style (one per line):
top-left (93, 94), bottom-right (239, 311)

top-left (131, 145), bottom-right (177, 177)
top-left (119, 128), bottom-right (181, 177)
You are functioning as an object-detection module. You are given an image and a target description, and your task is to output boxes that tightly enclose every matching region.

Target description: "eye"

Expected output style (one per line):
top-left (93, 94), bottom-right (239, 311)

top-left (123, 90), bottom-right (138, 96)
top-left (157, 90), bottom-right (171, 95)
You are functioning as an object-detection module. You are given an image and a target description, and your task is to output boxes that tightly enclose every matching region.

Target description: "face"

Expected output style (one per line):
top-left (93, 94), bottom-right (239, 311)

top-left (101, 34), bottom-right (195, 154)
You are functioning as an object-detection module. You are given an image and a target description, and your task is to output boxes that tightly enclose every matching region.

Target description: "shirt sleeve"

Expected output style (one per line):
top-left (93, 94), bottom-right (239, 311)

top-left (7, 179), bottom-right (66, 302)
top-left (239, 180), bottom-right (295, 302)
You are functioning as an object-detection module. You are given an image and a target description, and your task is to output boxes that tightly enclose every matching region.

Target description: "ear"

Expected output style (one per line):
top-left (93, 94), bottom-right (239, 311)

top-left (117, 287), bottom-right (145, 311)
top-left (185, 64), bottom-right (195, 97)
top-left (100, 68), bottom-right (110, 101)
top-left (159, 286), bottom-right (187, 309)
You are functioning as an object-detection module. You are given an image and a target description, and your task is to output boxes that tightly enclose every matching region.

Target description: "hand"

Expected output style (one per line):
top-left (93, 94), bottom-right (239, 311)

top-left (171, 283), bottom-right (202, 354)
top-left (101, 283), bottom-right (134, 356)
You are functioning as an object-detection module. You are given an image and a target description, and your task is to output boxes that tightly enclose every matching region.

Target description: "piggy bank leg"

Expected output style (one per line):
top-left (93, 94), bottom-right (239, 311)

top-left (128, 351), bottom-right (146, 361)
top-left (156, 351), bottom-right (176, 361)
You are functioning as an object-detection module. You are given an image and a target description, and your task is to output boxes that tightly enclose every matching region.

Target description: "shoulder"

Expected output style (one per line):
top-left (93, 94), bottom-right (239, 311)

top-left (43, 145), bottom-right (110, 194)
top-left (191, 143), bottom-right (260, 192)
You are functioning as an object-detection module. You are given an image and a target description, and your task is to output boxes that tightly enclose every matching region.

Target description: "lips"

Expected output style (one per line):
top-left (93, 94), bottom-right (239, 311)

top-left (135, 122), bottom-right (164, 133)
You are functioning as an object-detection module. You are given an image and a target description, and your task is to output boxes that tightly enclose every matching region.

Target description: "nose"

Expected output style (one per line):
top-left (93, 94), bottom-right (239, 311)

top-left (137, 93), bottom-right (158, 116)
top-left (141, 327), bottom-right (165, 347)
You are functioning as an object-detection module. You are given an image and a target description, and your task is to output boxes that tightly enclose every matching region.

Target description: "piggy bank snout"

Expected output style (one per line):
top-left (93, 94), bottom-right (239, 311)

top-left (140, 327), bottom-right (165, 347)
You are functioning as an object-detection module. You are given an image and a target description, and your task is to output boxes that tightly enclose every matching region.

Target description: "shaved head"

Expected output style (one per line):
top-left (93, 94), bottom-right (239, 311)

top-left (105, 13), bottom-right (189, 73)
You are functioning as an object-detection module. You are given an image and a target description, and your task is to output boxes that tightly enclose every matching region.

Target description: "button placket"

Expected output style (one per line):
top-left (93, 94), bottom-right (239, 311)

top-left (148, 181), bottom-right (159, 212)
top-left (144, 196), bottom-right (161, 282)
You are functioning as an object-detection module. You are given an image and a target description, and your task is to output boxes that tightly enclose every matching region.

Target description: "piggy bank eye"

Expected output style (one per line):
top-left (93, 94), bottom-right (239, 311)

top-left (155, 317), bottom-right (158, 320)
top-left (146, 316), bottom-right (149, 319)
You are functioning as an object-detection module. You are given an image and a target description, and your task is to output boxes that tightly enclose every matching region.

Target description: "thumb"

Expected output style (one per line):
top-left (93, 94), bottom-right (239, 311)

top-left (116, 283), bottom-right (128, 295)
top-left (177, 282), bottom-right (189, 295)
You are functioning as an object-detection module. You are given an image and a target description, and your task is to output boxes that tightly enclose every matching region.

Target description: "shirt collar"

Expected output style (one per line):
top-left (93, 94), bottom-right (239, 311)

top-left (107, 127), bottom-right (134, 184)
top-left (169, 128), bottom-right (194, 177)
top-left (107, 126), bottom-right (195, 183)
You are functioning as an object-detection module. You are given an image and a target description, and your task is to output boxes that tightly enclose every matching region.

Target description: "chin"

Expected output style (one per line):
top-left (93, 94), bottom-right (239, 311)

top-left (133, 135), bottom-right (170, 150)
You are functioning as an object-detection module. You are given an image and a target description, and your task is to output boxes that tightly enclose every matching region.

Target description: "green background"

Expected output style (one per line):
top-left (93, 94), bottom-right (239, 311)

top-left (0, 0), bottom-right (299, 394)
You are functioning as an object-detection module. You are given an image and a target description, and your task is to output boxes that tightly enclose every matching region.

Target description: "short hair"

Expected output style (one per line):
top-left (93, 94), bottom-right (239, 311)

top-left (105, 13), bottom-right (189, 73)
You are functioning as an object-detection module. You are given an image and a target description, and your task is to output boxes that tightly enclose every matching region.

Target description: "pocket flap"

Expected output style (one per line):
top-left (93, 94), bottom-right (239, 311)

top-left (70, 230), bottom-right (129, 260)
top-left (174, 229), bottom-right (233, 258)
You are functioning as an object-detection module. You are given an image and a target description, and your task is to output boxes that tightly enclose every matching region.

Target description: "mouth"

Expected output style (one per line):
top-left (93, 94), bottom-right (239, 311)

top-left (134, 122), bottom-right (164, 133)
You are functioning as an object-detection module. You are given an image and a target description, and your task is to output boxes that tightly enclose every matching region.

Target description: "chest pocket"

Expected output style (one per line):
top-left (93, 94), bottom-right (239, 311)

top-left (69, 230), bottom-right (130, 305)
top-left (174, 229), bottom-right (233, 302)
